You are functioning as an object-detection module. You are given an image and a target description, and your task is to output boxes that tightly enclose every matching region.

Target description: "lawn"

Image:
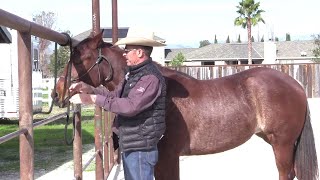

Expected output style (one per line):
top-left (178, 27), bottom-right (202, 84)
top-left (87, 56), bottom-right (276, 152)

top-left (0, 105), bottom-right (97, 173)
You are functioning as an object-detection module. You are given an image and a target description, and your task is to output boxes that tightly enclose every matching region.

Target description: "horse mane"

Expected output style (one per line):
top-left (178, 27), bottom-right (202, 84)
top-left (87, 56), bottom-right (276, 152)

top-left (99, 41), bottom-right (113, 48)
top-left (153, 62), bottom-right (196, 80)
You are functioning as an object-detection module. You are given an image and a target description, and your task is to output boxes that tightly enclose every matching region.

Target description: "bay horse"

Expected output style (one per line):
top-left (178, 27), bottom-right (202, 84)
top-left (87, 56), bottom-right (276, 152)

top-left (52, 31), bottom-right (318, 180)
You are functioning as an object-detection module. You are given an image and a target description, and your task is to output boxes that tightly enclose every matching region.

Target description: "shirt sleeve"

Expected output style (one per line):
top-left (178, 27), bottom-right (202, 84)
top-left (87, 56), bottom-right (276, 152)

top-left (95, 74), bottom-right (161, 117)
top-left (92, 80), bottom-right (124, 98)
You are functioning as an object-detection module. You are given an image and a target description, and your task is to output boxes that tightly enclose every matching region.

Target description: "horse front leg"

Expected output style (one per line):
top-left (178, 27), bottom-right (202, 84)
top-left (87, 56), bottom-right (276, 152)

top-left (155, 137), bottom-right (181, 180)
top-left (155, 150), bottom-right (180, 180)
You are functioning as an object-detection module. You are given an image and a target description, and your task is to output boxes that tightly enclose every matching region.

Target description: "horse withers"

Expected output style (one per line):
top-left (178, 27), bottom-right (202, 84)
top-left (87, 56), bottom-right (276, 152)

top-left (52, 31), bottom-right (318, 180)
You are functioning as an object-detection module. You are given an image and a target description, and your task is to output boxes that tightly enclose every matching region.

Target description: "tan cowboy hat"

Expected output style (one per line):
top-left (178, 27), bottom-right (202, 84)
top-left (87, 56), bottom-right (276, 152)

top-left (115, 27), bottom-right (166, 47)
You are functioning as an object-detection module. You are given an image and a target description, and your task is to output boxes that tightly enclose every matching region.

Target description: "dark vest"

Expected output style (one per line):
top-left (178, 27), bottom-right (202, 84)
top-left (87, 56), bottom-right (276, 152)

top-left (118, 59), bottom-right (166, 152)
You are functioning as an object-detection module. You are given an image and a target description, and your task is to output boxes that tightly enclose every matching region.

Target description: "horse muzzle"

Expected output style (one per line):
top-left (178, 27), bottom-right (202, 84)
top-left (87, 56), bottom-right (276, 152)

top-left (51, 92), bottom-right (69, 108)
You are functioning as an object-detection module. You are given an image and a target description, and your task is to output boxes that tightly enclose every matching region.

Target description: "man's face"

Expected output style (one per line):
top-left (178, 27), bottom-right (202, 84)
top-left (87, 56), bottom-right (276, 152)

top-left (123, 45), bottom-right (144, 66)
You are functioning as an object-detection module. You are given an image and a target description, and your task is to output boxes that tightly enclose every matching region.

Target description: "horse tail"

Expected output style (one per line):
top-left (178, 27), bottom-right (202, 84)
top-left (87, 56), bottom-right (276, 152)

top-left (294, 103), bottom-right (319, 180)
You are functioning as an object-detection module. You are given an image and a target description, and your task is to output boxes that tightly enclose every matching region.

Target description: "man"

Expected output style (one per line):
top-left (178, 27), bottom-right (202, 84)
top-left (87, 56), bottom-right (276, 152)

top-left (69, 27), bottom-right (167, 180)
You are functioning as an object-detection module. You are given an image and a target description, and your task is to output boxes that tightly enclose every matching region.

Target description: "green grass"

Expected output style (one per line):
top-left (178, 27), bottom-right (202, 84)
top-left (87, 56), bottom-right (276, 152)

top-left (0, 105), bottom-right (98, 173)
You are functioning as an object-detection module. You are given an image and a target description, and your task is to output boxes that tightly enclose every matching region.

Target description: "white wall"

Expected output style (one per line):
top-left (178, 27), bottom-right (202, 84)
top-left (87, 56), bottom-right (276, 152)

top-left (263, 41), bottom-right (277, 64)
top-left (183, 61), bottom-right (202, 66)
top-left (151, 46), bottom-right (165, 65)
top-left (0, 29), bottom-right (19, 118)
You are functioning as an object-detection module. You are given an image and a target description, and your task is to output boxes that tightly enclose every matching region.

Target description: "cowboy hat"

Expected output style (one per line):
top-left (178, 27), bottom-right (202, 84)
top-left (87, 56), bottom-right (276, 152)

top-left (115, 27), bottom-right (166, 47)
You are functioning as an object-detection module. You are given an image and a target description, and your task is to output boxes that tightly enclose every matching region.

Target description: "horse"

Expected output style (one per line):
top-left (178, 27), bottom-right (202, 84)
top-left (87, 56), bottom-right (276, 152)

top-left (52, 31), bottom-right (318, 180)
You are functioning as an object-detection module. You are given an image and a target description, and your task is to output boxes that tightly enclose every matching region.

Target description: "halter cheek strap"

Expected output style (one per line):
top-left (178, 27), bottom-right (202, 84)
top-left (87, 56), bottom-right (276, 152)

top-left (67, 48), bottom-right (114, 84)
top-left (98, 48), bottom-right (114, 83)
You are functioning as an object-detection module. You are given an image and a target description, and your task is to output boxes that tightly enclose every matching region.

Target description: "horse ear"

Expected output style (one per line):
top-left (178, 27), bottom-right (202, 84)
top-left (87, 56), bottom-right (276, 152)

top-left (89, 30), bottom-right (104, 49)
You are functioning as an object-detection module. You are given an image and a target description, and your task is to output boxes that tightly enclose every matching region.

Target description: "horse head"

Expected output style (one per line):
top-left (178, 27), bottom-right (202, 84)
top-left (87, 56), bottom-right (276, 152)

top-left (51, 31), bottom-right (127, 107)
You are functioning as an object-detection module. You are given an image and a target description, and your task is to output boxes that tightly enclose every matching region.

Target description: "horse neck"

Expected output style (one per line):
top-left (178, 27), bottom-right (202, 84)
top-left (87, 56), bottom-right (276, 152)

top-left (101, 47), bottom-right (126, 90)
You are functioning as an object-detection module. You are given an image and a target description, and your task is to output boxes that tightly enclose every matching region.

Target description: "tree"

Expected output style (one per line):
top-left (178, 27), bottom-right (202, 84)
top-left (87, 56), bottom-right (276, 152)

top-left (214, 34), bottom-right (218, 44)
top-left (226, 35), bottom-right (230, 43)
top-left (169, 52), bottom-right (186, 67)
top-left (48, 42), bottom-right (71, 77)
top-left (33, 11), bottom-right (56, 77)
top-left (237, 34), bottom-right (242, 43)
top-left (234, 0), bottom-right (265, 64)
top-left (199, 40), bottom-right (211, 48)
top-left (275, 37), bottom-right (279, 41)
top-left (312, 34), bottom-right (320, 63)
top-left (251, 36), bottom-right (255, 42)
top-left (286, 33), bottom-right (291, 41)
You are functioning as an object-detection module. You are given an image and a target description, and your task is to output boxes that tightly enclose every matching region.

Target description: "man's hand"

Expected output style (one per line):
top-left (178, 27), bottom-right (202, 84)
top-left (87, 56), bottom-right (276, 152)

top-left (69, 94), bottom-right (96, 105)
top-left (69, 82), bottom-right (94, 94)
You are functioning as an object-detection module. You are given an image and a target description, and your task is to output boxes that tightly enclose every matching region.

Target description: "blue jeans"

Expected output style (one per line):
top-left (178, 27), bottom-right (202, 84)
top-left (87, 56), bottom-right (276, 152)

top-left (122, 147), bottom-right (158, 180)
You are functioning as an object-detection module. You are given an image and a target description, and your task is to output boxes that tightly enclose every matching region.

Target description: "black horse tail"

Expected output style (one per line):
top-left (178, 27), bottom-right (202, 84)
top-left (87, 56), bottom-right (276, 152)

top-left (294, 103), bottom-right (319, 180)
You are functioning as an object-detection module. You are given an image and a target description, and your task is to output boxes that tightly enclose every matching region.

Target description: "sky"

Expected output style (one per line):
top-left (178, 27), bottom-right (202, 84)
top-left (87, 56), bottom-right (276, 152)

top-left (2, 0), bottom-right (320, 48)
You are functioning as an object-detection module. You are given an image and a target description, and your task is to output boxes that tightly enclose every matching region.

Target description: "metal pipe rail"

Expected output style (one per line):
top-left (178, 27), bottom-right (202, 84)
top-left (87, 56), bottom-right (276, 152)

top-left (0, 112), bottom-right (70, 144)
top-left (0, 128), bottom-right (28, 144)
top-left (0, 9), bottom-right (78, 46)
top-left (83, 150), bottom-right (100, 171)
top-left (33, 112), bottom-right (70, 128)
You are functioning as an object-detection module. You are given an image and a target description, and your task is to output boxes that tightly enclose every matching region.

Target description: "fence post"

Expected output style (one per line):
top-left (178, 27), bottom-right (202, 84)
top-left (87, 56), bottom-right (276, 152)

top-left (18, 31), bottom-right (34, 180)
top-left (91, 0), bottom-right (104, 179)
top-left (95, 106), bottom-right (104, 179)
top-left (73, 104), bottom-right (83, 179)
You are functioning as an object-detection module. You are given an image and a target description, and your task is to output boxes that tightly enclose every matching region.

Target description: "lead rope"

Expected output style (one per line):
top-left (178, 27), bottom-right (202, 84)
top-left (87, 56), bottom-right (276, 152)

top-left (61, 33), bottom-right (75, 145)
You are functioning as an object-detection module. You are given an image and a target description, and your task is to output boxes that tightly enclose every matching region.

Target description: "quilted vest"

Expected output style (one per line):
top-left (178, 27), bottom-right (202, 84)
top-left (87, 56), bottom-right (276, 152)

top-left (118, 59), bottom-right (166, 152)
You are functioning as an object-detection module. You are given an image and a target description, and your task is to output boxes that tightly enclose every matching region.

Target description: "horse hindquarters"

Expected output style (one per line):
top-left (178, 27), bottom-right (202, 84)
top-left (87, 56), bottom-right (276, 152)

top-left (294, 104), bottom-right (319, 180)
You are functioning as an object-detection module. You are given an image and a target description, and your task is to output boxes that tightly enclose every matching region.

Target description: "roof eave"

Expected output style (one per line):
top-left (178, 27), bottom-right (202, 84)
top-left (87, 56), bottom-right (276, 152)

top-left (0, 26), bottom-right (12, 43)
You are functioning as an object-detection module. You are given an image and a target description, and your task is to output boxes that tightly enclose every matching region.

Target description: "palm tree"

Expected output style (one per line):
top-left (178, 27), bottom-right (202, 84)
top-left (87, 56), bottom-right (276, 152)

top-left (234, 0), bottom-right (265, 64)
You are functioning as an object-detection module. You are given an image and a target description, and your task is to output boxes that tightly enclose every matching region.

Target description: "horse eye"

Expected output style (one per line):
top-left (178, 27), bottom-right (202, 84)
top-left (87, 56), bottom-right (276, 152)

top-left (73, 59), bottom-right (82, 65)
top-left (71, 51), bottom-right (82, 65)
top-left (72, 57), bottom-right (82, 65)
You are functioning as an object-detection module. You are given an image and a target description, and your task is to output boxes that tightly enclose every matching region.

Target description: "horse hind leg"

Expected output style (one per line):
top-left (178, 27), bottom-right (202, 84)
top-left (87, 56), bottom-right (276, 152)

top-left (272, 143), bottom-right (296, 180)
top-left (256, 132), bottom-right (295, 179)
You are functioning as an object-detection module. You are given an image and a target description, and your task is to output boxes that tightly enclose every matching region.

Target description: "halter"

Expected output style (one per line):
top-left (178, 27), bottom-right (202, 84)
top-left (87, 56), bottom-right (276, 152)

top-left (58, 46), bottom-right (114, 145)
top-left (70, 48), bottom-right (114, 84)
top-left (59, 47), bottom-right (114, 102)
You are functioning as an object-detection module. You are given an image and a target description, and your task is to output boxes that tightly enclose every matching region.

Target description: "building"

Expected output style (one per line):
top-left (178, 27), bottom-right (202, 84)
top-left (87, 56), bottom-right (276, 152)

top-left (165, 40), bottom-right (318, 65)
top-left (0, 26), bottom-right (42, 118)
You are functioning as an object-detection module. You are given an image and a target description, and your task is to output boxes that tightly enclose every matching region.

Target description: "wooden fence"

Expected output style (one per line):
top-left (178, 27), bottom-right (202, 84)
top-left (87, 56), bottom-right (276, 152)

top-left (174, 63), bottom-right (320, 98)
